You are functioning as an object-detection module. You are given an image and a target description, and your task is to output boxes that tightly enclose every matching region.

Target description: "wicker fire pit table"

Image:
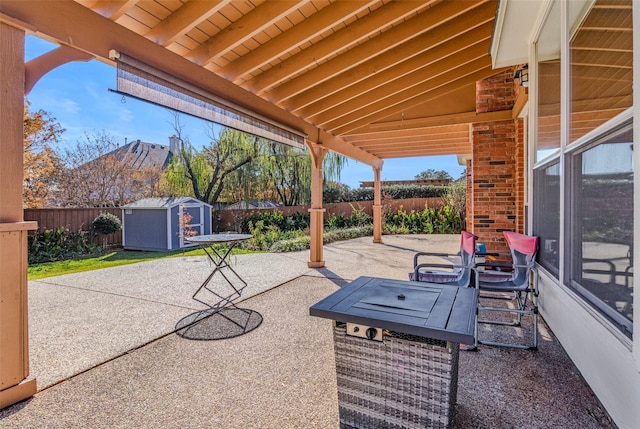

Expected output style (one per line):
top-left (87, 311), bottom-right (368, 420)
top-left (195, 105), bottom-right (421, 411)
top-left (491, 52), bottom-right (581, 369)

top-left (310, 276), bottom-right (478, 429)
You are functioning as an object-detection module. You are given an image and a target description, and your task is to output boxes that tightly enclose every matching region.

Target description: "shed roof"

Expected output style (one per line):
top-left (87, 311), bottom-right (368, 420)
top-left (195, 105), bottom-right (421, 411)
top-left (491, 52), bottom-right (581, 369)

top-left (123, 197), bottom-right (211, 209)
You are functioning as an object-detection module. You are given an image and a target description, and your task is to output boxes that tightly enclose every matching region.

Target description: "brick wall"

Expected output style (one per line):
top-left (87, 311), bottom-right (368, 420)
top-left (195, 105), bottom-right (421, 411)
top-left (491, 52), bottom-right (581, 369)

top-left (476, 70), bottom-right (517, 113)
top-left (470, 68), bottom-right (524, 253)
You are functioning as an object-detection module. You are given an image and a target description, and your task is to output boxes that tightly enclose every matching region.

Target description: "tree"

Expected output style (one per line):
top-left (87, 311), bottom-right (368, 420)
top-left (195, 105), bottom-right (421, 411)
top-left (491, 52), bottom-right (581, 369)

top-left (54, 131), bottom-right (164, 207)
top-left (164, 113), bottom-right (348, 206)
top-left (23, 101), bottom-right (65, 207)
top-left (414, 169), bottom-right (452, 180)
top-left (165, 116), bottom-right (255, 206)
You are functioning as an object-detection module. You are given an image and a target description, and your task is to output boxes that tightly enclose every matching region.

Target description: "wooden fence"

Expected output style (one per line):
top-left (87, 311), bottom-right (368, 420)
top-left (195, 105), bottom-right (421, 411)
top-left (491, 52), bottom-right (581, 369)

top-left (23, 207), bottom-right (123, 246)
top-left (23, 198), bottom-right (444, 244)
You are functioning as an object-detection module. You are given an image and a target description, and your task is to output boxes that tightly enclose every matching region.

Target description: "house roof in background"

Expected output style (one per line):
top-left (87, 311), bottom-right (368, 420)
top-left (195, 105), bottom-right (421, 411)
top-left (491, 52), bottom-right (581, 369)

top-left (113, 139), bottom-right (173, 170)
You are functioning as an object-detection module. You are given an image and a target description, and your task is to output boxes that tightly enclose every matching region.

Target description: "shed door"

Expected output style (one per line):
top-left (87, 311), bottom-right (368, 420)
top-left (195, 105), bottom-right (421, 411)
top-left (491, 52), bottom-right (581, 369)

top-left (179, 203), bottom-right (204, 248)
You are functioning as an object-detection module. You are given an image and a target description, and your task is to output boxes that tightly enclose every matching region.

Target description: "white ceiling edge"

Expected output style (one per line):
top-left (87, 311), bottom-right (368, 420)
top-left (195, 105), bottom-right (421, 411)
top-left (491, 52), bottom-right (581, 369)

top-left (490, 0), bottom-right (550, 68)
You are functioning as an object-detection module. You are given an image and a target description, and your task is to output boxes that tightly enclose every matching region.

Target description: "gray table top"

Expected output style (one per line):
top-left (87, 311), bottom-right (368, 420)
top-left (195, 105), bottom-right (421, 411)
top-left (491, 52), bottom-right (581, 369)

top-left (186, 234), bottom-right (253, 244)
top-left (309, 276), bottom-right (478, 344)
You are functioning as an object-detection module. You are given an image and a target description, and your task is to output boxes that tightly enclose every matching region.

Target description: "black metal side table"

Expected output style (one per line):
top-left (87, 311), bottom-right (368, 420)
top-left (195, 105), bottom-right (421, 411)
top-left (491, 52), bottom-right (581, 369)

top-left (177, 233), bottom-right (261, 340)
top-left (186, 233), bottom-right (253, 309)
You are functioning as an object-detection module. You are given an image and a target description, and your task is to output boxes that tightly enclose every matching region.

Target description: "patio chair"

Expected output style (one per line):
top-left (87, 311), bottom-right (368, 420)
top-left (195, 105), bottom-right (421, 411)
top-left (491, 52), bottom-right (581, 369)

top-left (409, 231), bottom-right (478, 288)
top-left (472, 231), bottom-right (539, 350)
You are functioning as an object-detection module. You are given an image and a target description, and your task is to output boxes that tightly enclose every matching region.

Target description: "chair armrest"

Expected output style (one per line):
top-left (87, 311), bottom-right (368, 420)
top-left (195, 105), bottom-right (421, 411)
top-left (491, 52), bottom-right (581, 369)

top-left (413, 252), bottom-right (459, 267)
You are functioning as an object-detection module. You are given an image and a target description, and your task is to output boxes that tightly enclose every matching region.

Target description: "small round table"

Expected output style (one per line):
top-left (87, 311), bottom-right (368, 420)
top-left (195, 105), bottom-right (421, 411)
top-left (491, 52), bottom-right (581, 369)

top-left (177, 234), bottom-right (262, 341)
top-left (185, 234), bottom-right (253, 309)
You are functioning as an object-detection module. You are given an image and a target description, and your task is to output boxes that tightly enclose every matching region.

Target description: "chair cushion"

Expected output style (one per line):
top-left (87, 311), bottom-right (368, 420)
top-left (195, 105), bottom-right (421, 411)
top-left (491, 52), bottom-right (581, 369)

top-left (410, 270), bottom-right (462, 283)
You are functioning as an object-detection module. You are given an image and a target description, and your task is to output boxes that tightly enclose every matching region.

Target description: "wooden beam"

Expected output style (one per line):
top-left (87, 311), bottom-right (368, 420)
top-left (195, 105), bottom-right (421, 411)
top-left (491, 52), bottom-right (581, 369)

top-left (330, 65), bottom-right (502, 136)
top-left (297, 39), bottom-right (492, 120)
top-left (324, 58), bottom-right (493, 133)
top-left (25, 45), bottom-right (93, 95)
top-left (246, 0), bottom-right (430, 95)
top-left (287, 23), bottom-right (493, 115)
top-left (371, 145), bottom-right (473, 158)
top-left (346, 124), bottom-right (469, 141)
top-left (352, 110), bottom-right (514, 134)
top-left (90, 0), bottom-right (138, 20)
top-left (145, 0), bottom-right (229, 47)
top-left (218, 0), bottom-right (375, 81)
top-left (356, 139), bottom-right (471, 152)
top-left (1, 1), bottom-right (382, 168)
top-left (268, 0), bottom-right (492, 103)
top-left (512, 89), bottom-right (529, 119)
top-left (186, 1), bottom-right (303, 66)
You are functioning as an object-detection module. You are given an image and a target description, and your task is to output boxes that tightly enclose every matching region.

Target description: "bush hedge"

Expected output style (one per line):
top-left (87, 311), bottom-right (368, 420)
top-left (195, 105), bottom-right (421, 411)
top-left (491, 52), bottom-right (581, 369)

top-left (28, 227), bottom-right (100, 264)
top-left (323, 184), bottom-right (448, 203)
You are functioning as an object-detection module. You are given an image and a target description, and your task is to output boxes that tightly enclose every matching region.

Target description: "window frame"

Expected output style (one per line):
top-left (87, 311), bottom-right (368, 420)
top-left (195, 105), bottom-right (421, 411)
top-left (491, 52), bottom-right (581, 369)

top-left (563, 113), bottom-right (634, 337)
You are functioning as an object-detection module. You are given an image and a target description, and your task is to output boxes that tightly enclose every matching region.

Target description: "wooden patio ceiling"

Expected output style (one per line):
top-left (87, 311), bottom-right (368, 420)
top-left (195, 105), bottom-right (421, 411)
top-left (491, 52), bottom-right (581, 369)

top-left (1, 0), bottom-right (508, 167)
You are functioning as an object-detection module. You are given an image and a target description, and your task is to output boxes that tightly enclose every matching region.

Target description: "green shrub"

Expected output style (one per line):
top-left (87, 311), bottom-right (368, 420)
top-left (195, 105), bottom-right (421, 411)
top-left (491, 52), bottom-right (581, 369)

top-left (323, 185), bottom-right (448, 203)
top-left (324, 225), bottom-right (373, 244)
top-left (269, 236), bottom-right (311, 252)
top-left (326, 214), bottom-right (348, 229)
top-left (383, 206), bottom-right (461, 235)
top-left (28, 227), bottom-right (100, 263)
top-left (242, 210), bottom-right (309, 233)
top-left (91, 212), bottom-right (122, 235)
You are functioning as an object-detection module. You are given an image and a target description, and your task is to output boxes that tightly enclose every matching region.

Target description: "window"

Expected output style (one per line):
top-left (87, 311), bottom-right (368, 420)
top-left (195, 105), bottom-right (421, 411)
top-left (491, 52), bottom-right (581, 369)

top-left (532, 0), bottom-right (634, 338)
top-left (566, 121), bottom-right (633, 336)
top-left (533, 161), bottom-right (560, 277)
top-left (536, 1), bottom-right (561, 162)
top-left (569, 0), bottom-right (633, 144)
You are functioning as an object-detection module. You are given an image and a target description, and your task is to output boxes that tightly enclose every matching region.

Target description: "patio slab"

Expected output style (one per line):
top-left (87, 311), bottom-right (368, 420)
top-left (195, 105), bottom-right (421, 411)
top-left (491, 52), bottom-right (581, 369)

top-left (28, 252), bottom-right (311, 389)
top-left (1, 235), bottom-right (615, 428)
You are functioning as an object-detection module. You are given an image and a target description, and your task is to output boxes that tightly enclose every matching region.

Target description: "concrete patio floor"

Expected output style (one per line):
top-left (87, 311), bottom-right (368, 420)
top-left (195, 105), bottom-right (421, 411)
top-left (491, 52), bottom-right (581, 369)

top-left (0, 235), bottom-right (614, 428)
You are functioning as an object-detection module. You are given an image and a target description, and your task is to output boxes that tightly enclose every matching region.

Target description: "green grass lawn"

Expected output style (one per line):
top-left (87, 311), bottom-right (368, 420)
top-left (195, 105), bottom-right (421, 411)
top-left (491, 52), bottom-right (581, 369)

top-left (28, 247), bottom-right (256, 280)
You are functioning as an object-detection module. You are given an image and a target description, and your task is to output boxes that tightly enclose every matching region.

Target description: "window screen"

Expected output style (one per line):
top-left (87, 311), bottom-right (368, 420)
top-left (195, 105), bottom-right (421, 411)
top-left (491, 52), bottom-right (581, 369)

top-left (567, 121), bottom-right (633, 336)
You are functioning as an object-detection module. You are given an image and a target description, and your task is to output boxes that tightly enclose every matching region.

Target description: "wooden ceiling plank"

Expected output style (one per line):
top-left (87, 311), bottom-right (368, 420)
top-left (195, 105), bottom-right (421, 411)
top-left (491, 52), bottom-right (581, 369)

top-left (345, 130), bottom-right (470, 144)
top-left (245, 0), bottom-right (432, 95)
top-left (145, 0), bottom-right (229, 47)
top-left (369, 145), bottom-right (472, 158)
top-left (330, 66), bottom-right (500, 136)
top-left (287, 21), bottom-right (493, 115)
top-left (267, 0), bottom-right (492, 103)
top-left (353, 138), bottom-right (470, 150)
top-left (353, 110), bottom-right (513, 134)
top-left (218, 0), bottom-right (375, 81)
top-left (311, 54), bottom-right (491, 128)
top-left (90, 0), bottom-right (139, 20)
top-left (297, 38), bottom-right (492, 120)
top-left (186, 1), bottom-right (304, 65)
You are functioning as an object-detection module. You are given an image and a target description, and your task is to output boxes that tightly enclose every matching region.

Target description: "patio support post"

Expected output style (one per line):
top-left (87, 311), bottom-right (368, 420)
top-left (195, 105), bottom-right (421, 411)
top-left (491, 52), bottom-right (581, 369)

top-left (0, 22), bottom-right (37, 409)
top-left (307, 142), bottom-right (326, 268)
top-left (372, 165), bottom-right (383, 243)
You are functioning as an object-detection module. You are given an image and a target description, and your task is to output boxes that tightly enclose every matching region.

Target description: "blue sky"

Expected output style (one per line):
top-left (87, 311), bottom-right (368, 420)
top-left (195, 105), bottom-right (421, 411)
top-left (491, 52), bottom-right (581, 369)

top-left (25, 35), bottom-right (465, 188)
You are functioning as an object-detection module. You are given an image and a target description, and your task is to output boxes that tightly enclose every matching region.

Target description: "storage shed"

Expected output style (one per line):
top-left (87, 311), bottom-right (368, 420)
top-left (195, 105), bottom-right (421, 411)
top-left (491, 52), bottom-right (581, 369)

top-left (122, 197), bottom-right (212, 251)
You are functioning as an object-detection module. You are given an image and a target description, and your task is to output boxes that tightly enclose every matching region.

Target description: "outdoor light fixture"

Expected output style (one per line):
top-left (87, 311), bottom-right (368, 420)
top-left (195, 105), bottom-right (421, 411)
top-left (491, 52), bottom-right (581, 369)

top-left (514, 64), bottom-right (529, 87)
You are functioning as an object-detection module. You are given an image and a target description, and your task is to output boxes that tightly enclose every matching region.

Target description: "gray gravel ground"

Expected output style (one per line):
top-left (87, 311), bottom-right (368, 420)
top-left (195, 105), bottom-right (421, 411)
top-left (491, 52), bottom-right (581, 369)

top-left (0, 235), bottom-right (615, 428)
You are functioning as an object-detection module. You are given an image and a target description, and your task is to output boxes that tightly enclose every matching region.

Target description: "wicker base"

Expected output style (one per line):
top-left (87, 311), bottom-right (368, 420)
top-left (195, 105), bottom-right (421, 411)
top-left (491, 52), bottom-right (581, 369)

top-left (333, 324), bottom-right (459, 429)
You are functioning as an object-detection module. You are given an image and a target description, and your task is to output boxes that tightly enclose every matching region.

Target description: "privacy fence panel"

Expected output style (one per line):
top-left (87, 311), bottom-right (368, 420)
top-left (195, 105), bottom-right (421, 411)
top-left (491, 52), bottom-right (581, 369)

top-left (24, 198), bottom-right (444, 245)
top-left (24, 208), bottom-right (123, 245)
